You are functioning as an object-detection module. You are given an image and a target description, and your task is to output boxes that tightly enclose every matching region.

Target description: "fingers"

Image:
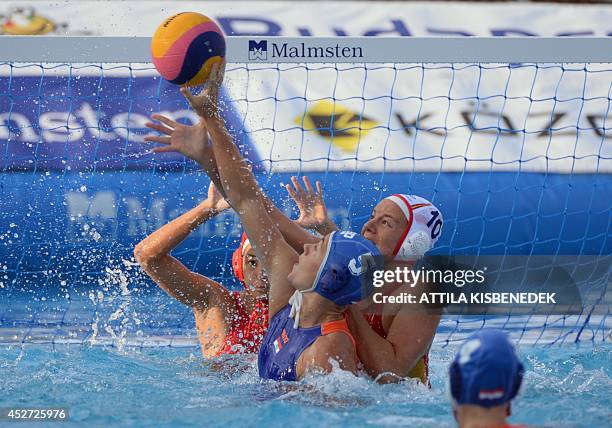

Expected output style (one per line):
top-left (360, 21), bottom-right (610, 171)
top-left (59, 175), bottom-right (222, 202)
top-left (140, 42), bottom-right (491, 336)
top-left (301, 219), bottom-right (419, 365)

top-left (145, 121), bottom-right (173, 135)
top-left (180, 86), bottom-right (197, 105)
top-left (285, 183), bottom-right (298, 201)
top-left (211, 60), bottom-right (226, 85)
top-left (217, 59), bottom-right (227, 83)
top-left (151, 145), bottom-right (177, 153)
top-left (205, 60), bottom-right (226, 94)
top-left (151, 113), bottom-right (179, 129)
top-left (143, 135), bottom-right (171, 145)
top-left (209, 64), bottom-right (219, 84)
top-left (290, 176), bottom-right (305, 197)
top-left (303, 176), bottom-right (314, 195)
top-left (316, 180), bottom-right (323, 196)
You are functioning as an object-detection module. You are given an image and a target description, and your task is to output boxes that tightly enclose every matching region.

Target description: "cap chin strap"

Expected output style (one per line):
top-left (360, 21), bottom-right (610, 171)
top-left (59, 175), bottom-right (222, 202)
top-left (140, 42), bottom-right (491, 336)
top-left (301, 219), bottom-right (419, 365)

top-left (288, 231), bottom-right (335, 329)
top-left (385, 194), bottom-right (414, 260)
top-left (288, 290), bottom-right (304, 329)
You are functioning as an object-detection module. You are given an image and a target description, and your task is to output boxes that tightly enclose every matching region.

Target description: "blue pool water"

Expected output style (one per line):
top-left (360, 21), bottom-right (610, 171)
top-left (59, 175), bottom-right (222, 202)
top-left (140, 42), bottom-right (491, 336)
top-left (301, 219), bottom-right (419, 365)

top-left (0, 261), bottom-right (609, 427)
top-left (0, 344), bottom-right (610, 427)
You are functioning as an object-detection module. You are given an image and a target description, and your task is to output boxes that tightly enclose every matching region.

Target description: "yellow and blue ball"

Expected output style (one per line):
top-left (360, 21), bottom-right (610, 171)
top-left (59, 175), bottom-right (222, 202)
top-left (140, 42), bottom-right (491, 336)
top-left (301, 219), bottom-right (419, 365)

top-left (151, 12), bottom-right (225, 87)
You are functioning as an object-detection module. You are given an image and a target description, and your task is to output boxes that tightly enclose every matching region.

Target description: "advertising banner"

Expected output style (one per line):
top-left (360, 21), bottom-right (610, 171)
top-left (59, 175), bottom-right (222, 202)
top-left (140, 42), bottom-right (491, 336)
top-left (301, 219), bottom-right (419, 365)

top-left (0, 74), bottom-right (256, 171)
top-left (1, 1), bottom-right (611, 37)
top-left (2, 3), bottom-right (610, 173)
top-left (0, 1), bottom-right (609, 271)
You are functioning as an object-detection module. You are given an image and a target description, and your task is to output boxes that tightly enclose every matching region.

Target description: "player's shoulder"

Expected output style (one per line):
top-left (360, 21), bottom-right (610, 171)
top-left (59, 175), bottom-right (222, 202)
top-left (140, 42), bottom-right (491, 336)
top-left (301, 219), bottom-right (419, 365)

top-left (319, 329), bottom-right (352, 347)
top-left (300, 332), bottom-right (356, 374)
top-left (314, 329), bottom-right (355, 363)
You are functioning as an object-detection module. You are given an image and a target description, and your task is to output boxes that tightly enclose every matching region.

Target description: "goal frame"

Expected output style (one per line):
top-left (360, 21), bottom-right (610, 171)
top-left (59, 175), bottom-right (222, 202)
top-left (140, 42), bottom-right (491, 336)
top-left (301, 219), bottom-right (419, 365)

top-left (1, 36), bottom-right (610, 63)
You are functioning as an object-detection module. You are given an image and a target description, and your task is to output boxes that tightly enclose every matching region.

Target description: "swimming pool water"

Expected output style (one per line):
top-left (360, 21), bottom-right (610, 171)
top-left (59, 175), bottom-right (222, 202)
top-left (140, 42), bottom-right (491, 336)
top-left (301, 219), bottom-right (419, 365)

top-left (0, 264), bottom-right (609, 427)
top-left (1, 344), bottom-right (609, 427)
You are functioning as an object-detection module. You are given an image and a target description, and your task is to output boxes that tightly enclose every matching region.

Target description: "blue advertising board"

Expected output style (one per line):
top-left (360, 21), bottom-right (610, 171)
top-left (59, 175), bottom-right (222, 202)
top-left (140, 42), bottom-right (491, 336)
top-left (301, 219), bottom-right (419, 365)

top-left (0, 76), bottom-right (610, 291)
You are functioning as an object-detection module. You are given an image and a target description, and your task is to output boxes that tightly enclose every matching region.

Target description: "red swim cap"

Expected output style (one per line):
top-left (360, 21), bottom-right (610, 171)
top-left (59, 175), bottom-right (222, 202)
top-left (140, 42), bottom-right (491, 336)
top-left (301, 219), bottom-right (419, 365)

top-left (231, 232), bottom-right (251, 285)
top-left (384, 194), bottom-right (443, 260)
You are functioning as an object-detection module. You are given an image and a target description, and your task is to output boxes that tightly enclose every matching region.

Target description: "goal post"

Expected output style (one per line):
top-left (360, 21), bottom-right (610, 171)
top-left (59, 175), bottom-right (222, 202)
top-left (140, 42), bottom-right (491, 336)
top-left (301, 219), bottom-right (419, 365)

top-left (3, 36), bottom-right (611, 63)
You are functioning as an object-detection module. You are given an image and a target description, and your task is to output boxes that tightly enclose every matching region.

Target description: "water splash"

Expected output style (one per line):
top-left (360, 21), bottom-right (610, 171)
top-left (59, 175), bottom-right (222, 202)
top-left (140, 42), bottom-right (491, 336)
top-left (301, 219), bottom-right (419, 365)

top-left (87, 258), bottom-right (143, 351)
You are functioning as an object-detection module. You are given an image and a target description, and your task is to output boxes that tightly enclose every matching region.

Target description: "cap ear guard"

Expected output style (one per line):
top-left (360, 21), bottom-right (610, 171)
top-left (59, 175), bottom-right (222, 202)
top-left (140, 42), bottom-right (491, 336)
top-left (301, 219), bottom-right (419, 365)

top-left (399, 227), bottom-right (432, 259)
top-left (449, 359), bottom-right (463, 403)
top-left (232, 245), bottom-right (245, 284)
top-left (232, 232), bottom-right (250, 285)
top-left (509, 361), bottom-right (524, 400)
top-left (318, 265), bottom-right (349, 294)
top-left (384, 194), bottom-right (442, 261)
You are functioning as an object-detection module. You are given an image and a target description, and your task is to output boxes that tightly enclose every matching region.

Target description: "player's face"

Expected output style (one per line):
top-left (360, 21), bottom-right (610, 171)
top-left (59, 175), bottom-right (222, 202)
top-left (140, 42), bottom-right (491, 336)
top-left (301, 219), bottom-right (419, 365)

top-left (361, 199), bottom-right (407, 259)
top-left (242, 248), bottom-right (269, 298)
top-left (288, 234), bottom-right (330, 290)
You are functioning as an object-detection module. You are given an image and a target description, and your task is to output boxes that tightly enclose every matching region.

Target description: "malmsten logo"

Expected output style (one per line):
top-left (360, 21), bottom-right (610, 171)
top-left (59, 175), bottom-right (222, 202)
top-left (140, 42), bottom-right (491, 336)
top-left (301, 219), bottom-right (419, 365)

top-left (248, 40), bottom-right (267, 60)
top-left (249, 40), bottom-right (363, 60)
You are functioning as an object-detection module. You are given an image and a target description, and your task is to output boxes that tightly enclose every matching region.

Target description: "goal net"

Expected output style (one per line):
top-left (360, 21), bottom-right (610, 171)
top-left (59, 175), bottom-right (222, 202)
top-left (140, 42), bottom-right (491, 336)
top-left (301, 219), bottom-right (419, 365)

top-left (0, 36), bottom-right (609, 347)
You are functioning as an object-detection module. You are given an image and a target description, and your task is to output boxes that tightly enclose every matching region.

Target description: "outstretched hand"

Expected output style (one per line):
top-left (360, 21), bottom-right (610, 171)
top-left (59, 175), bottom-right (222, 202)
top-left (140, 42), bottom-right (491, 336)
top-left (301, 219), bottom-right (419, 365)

top-left (180, 60), bottom-right (226, 120)
top-left (144, 114), bottom-right (211, 164)
top-left (285, 176), bottom-right (330, 231)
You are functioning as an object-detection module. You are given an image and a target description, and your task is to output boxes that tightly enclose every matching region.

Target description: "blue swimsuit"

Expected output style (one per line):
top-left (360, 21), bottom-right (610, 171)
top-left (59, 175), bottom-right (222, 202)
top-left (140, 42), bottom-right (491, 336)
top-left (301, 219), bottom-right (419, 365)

top-left (258, 304), bottom-right (355, 381)
top-left (258, 231), bottom-right (381, 381)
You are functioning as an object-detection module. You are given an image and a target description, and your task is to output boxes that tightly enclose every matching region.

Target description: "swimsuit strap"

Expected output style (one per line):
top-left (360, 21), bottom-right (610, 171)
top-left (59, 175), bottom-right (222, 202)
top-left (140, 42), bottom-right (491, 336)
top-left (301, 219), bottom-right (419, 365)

top-left (320, 315), bottom-right (356, 353)
top-left (365, 312), bottom-right (386, 338)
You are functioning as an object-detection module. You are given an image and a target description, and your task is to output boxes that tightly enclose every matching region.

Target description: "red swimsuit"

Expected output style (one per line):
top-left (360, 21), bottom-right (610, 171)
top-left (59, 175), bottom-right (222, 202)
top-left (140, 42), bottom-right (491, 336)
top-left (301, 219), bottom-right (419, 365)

top-left (216, 292), bottom-right (269, 356)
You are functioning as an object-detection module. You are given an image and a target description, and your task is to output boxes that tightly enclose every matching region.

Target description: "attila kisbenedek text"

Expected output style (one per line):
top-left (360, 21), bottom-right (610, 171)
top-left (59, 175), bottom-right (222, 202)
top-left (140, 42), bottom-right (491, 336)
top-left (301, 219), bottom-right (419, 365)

top-left (372, 266), bottom-right (556, 305)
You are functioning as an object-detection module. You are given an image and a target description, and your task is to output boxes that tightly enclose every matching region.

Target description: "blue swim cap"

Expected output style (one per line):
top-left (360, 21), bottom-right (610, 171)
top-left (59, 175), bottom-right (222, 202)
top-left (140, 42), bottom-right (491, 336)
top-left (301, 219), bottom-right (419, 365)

top-left (288, 231), bottom-right (382, 328)
top-left (311, 230), bottom-right (381, 305)
top-left (450, 329), bottom-right (524, 408)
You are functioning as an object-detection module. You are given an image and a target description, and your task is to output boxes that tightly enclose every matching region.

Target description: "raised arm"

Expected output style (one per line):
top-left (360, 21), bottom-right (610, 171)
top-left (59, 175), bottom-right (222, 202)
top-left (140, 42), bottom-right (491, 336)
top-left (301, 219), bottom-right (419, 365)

top-left (184, 68), bottom-right (298, 317)
top-left (194, 119), bottom-right (320, 253)
top-left (133, 183), bottom-right (233, 310)
top-left (146, 99), bottom-right (319, 256)
top-left (208, 150), bottom-right (320, 252)
top-left (144, 113), bottom-right (303, 317)
top-left (148, 63), bottom-right (299, 318)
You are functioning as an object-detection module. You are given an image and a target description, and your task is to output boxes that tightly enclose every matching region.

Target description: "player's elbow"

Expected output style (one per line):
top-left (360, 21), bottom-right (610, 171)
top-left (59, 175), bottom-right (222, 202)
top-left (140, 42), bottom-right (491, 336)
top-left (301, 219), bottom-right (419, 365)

top-left (219, 174), bottom-right (260, 207)
top-left (374, 351), bottom-right (423, 383)
top-left (368, 362), bottom-right (408, 384)
top-left (133, 242), bottom-right (160, 269)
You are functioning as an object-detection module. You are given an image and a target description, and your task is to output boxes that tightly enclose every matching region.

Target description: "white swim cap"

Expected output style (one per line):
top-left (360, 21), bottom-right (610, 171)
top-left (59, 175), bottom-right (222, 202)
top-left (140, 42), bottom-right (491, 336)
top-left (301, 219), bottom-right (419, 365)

top-left (384, 194), bottom-right (443, 261)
